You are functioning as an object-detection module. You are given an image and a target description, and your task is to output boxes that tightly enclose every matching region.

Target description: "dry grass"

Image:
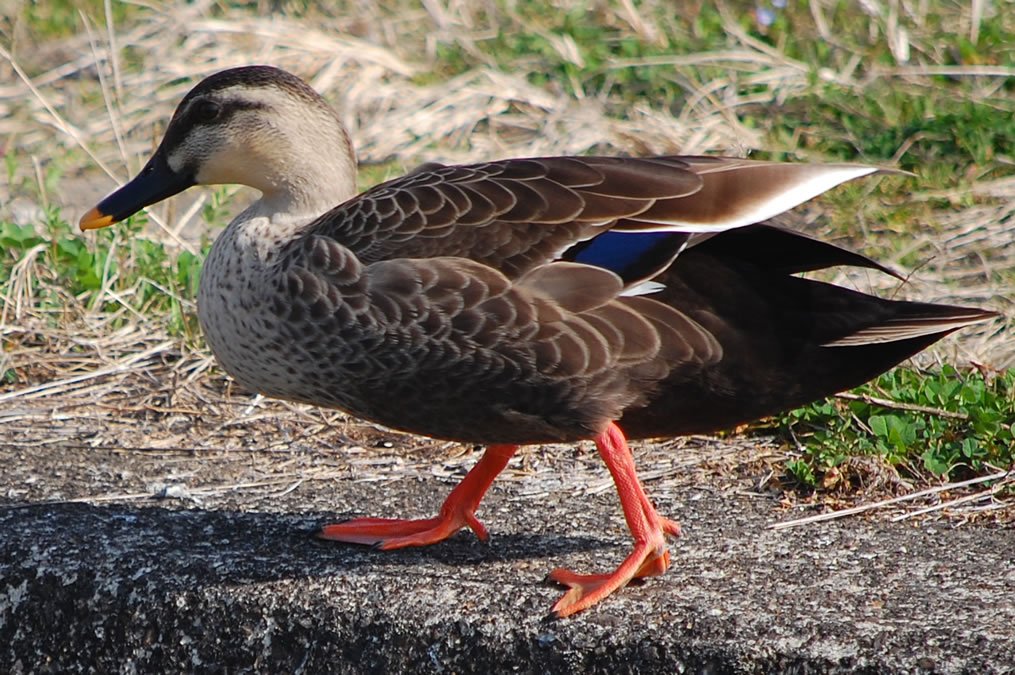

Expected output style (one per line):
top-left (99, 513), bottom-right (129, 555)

top-left (0, 1), bottom-right (1011, 513)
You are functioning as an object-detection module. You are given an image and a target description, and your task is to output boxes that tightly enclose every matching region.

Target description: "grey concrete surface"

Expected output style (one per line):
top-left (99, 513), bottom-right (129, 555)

top-left (2, 440), bottom-right (1013, 674)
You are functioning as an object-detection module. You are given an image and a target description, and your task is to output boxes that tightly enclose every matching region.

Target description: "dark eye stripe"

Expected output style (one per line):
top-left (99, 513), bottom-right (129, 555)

top-left (191, 98), bottom-right (267, 125)
top-left (157, 97), bottom-right (271, 171)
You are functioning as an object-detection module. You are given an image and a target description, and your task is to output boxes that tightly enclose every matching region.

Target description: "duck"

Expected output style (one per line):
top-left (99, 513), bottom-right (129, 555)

top-left (80, 65), bottom-right (998, 618)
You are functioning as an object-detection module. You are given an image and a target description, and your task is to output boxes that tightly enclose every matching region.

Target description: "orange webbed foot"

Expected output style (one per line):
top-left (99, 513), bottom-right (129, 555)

top-left (547, 544), bottom-right (672, 618)
top-left (546, 422), bottom-right (681, 618)
top-left (317, 510), bottom-right (487, 549)
top-left (317, 444), bottom-right (517, 549)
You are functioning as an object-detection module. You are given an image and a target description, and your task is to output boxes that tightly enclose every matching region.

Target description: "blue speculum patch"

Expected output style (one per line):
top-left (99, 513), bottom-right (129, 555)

top-left (569, 230), bottom-right (686, 283)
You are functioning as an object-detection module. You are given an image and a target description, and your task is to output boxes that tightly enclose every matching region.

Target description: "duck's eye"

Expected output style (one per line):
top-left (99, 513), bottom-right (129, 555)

top-left (194, 100), bottom-right (222, 122)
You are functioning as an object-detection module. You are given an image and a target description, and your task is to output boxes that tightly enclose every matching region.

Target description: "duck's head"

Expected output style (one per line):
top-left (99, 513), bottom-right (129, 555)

top-left (80, 65), bottom-right (357, 230)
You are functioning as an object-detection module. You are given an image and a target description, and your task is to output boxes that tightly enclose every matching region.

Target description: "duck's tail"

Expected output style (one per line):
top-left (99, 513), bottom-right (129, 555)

top-left (618, 224), bottom-right (999, 438)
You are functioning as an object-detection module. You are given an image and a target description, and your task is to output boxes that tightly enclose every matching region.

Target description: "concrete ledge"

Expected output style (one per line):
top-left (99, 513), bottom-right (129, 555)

top-left (2, 441), bottom-right (1013, 674)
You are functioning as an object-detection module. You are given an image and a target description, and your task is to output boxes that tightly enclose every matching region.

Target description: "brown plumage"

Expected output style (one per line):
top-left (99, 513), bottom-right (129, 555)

top-left (80, 65), bottom-right (998, 617)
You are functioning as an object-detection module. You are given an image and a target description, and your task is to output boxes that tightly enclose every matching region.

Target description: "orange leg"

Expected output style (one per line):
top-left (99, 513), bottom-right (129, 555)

top-left (317, 444), bottom-right (518, 549)
top-left (546, 422), bottom-right (680, 618)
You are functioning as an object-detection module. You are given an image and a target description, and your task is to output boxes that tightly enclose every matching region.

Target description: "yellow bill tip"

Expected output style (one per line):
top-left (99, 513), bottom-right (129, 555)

top-left (79, 207), bottom-right (115, 231)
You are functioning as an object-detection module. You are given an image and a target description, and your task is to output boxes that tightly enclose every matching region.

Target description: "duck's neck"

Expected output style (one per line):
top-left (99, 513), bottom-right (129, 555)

top-left (223, 152), bottom-right (356, 266)
top-left (259, 138), bottom-right (359, 223)
top-left (228, 103), bottom-right (359, 236)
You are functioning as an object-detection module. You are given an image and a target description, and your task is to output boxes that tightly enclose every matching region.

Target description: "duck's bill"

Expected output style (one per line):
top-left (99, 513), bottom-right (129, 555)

top-left (80, 154), bottom-right (194, 231)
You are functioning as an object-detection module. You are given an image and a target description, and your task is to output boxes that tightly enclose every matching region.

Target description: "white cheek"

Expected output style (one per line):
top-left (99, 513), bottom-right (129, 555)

top-left (166, 146), bottom-right (190, 174)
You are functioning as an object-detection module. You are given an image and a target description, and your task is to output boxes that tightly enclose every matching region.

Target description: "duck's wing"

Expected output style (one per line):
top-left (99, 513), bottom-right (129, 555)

top-left (283, 232), bottom-right (720, 442)
top-left (303, 156), bottom-right (893, 279)
top-left (686, 222), bottom-right (903, 279)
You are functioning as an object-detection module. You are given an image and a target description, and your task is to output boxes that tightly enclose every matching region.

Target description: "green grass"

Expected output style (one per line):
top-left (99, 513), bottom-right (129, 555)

top-left (421, 1), bottom-right (1014, 160)
top-left (0, 212), bottom-right (204, 341)
top-left (766, 367), bottom-right (1014, 488)
top-left (3, 0), bottom-right (141, 44)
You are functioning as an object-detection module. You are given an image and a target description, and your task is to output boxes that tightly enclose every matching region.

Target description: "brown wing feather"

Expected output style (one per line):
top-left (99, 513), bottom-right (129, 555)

top-left (278, 239), bottom-right (718, 443)
top-left (303, 157), bottom-right (704, 276)
top-left (301, 155), bottom-right (890, 280)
